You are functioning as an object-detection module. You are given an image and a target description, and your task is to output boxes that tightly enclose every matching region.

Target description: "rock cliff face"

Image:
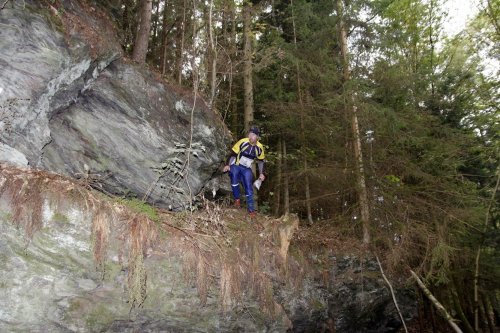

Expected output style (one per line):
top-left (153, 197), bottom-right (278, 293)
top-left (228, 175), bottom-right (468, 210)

top-left (0, 0), bottom-right (230, 209)
top-left (0, 165), bottom-right (417, 333)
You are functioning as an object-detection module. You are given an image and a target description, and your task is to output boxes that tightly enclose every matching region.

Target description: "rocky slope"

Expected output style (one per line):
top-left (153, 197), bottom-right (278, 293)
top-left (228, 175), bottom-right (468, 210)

top-left (0, 0), bottom-right (230, 210)
top-left (0, 165), bottom-right (416, 332)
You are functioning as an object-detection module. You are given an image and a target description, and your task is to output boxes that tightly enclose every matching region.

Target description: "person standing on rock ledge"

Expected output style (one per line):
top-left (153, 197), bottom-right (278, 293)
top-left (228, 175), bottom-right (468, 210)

top-left (223, 126), bottom-right (266, 218)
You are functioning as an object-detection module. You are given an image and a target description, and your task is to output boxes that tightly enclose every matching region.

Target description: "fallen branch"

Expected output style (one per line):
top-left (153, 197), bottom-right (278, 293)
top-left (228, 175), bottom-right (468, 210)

top-left (410, 270), bottom-right (463, 333)
top-left (376, 256), bottom-right (408, 333)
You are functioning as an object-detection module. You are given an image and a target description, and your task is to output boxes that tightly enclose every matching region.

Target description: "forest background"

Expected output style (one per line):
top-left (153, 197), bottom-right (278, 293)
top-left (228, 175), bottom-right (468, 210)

top-left (53, 0), bottom-right (500, 331)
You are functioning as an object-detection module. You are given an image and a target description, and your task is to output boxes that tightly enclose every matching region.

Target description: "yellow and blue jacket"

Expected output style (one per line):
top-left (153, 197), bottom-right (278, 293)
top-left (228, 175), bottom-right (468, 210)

top-left (227, 138), bottom-right (265, 174)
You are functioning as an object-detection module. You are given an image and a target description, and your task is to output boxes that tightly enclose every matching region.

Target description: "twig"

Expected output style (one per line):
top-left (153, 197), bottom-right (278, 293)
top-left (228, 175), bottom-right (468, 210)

top-left (0, 0), bottom-right (11, 10)
top-left (410, 270), bottom-right (463, 333)
top-left (376, 256), bottom-right (408, 333)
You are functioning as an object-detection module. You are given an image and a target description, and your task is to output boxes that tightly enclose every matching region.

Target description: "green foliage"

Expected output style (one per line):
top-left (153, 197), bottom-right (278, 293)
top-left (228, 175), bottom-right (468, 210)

top-left (258, 201), bottom-right (271, 214)
top-left (429, 241), bottom-right (454, 285)
top-left (52, 212), bottom-right (70, 224)
top-left (117, 198), bottom-right (159, 223)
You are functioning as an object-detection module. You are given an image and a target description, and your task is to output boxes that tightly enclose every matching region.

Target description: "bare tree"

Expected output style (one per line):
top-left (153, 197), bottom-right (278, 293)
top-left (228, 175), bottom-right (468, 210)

top-left (336, 0), bottom-right (370, 244)
top-left (242, 0), bottom-right (254, 132)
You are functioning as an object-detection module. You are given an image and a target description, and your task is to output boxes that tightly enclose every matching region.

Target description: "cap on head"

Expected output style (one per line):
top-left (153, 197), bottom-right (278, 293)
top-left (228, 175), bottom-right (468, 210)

top-left (249, 126), bottom-right (260, 137)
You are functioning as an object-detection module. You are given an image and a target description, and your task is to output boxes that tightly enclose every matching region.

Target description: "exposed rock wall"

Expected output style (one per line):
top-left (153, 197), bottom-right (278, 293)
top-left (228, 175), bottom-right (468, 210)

top-left (0, 0), bottom-right (231, 209)
top-left (0, 165), bottom-right (417, 332)
top-left (0, 165), bottom-right (291, 332)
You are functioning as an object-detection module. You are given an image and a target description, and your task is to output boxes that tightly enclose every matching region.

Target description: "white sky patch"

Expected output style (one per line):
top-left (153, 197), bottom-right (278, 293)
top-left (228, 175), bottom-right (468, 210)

top-left (0, 87), bottom-right (3, 95)
top-left (442, 0), bottom-right (479, 36)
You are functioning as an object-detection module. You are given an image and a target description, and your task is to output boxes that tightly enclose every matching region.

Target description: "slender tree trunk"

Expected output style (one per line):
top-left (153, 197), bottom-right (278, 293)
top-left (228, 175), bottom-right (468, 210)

top-left (231, 1), bottom-right (236, 58)
top-left (480, 292), bottom-right (495, 333)
top-left (478, 300), bottom-right (488, 333)
top-left (122, 0), bottom-right (134, 50)
top-left (291, 0), bottom-right (313, 224)
top-left (417, 287), bottom-right (425, 332)
top-left (207, 0), bottom-right (218, 110)
top-left (429, 0), bottom-right (436, 98)
top-left (132, 0), bottom-right (153, 63)
top-left (336, 0), bottom-right (370, 244)
top-left (273, 137), bottom-right (282, 217)
top-left (161, 0), bottom-right (169, 75)
top-left (283, 139), bottom-right (290, 216)
top-left (231, 97), bottom-right (238, 135)
top-left (151, 0), bottom-right (160, 59)
top-left (176, 0), bottom-right (187, 85)
top-left (451, 285), bottom-right (475, 333)
top-left (474, 164), bottom-right (500, 331)
top-left (430, 300), bottom-right (438, 333)
top-left (242, 0), bottom-right (254, 132)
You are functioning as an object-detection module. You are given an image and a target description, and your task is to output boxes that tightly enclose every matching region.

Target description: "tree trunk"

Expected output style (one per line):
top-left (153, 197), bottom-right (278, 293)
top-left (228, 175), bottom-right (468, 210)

top-left (273, 137), bottom-right (282, 217)
top-left (151, 0), bottom-right (160, 59)
top-left (480, 292), bottom-right (495, 333)
top-left (490, 293), bottom-right (500, 325)
top-left (478, 299), bottom-right (489, 333)
top-left (132, 0), bottom-right (153, 63)
top-left (161, 0), bottom-right (169, 75)
top-left (417, 287), bottom-right (425, 332)
top-left (176, 0), bottom-right (187, 85)
top-left (336, 0), bottom-right (370, 244)
top-left (283, 139), bottom-right (290, 216)
top-left (451, 285), bottom-right (475, 333)
top-left (122, 0), bottom-right (134, 51)
top-left (207, 0), bottom-right (218, 110)
top-left (242, 0), bottom-right (254, 132)
top-left (291, 0), bottom-right (313, 224)
top-left (474, 164), bottom-right (500, 331)
top-left (430, 300), bottom-right (438, 333)
top-left (428, 0), bottom-right (436, 98)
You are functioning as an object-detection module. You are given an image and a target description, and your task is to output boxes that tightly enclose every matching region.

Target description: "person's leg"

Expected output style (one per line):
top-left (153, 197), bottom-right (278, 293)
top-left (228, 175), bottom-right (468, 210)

top-left (229, 165), bottom-right (241, 203)
top-left (241, 167), bottom-right (255, 212)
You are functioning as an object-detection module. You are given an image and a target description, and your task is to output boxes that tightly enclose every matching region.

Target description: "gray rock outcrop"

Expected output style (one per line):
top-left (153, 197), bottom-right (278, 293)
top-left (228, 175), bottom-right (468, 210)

top-left (0, 165), bottom-right (417, 333)
top-left (0, 0), bottom-right (231, 209)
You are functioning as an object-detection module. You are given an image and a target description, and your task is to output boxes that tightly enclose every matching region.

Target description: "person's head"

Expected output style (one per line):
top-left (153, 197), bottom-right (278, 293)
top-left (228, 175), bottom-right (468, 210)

top-left (248, 126), bottom-right (260, 144)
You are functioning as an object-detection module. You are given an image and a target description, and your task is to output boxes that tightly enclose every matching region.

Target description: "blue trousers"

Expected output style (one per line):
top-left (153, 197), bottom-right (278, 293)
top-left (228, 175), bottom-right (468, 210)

top-left (229, 164), bottom-right (255, 212)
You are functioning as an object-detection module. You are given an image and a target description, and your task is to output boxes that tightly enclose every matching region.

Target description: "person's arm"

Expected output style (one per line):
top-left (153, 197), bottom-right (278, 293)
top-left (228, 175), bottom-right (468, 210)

top-left (256, 160), bottom-right (265, 175)
top-left (226, 151), bottom-right (237, 166)
top-left (256, 143), bottom-right (265, 180)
